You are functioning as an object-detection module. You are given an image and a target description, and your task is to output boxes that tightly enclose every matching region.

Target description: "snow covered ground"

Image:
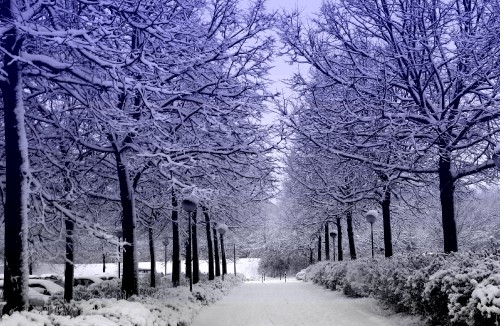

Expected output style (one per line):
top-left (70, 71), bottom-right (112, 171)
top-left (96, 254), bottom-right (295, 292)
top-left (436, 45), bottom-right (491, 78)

top-left (191, 281), bottom-right (423, 326)
top-left (1, 275), bottom-right (244, 325)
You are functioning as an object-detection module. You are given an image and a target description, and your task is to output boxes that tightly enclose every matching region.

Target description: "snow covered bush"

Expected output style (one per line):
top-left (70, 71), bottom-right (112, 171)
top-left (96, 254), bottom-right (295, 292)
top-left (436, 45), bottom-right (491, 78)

top-left (302, 252), bottom-right (500, 325)
top-left (0, 275), bottom-right (244, 326)
top-left (467, 274), bottom-right (500, 325)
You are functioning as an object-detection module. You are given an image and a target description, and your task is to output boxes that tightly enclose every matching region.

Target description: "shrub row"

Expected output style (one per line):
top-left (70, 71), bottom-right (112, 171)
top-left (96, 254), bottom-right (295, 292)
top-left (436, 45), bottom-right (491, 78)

top-left (2, 274), bottom-right (244, 326)
top-left (303, 253), bottom-right (500, 325)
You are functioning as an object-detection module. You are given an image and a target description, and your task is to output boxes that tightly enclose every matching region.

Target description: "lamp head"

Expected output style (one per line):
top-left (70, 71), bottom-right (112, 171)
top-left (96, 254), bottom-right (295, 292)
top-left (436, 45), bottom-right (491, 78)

top-left (181, 196), bottom-right (198, 212)
top-left (365, 210), bottom-right (378, 224)
top-left (216, 222), bottom-right (228, 235)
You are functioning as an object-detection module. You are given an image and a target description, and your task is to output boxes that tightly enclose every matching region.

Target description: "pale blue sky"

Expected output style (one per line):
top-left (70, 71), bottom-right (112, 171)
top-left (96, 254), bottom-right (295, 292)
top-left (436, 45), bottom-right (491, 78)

top-left (266, 0), bottom-right (323, 97)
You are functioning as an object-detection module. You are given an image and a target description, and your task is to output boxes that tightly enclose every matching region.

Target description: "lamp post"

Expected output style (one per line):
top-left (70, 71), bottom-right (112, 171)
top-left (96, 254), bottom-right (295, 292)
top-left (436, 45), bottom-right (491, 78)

top-left (329, 231), bottom-right (337, 261)
top-left (216, 223), bottom-right (228, 281)
top-left (162, 238), bottom-right (169, 276)
top-left (182, 197), bottom-right (198, 292)
top-left (365, 210), bottom-right (378, 258)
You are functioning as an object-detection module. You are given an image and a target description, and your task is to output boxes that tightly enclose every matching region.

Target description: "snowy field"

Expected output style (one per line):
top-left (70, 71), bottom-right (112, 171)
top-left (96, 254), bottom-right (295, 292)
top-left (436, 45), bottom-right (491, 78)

top-left (26, 258), bottom-right (262, 280)
top-left (191, 281), bottom-right (423, 326)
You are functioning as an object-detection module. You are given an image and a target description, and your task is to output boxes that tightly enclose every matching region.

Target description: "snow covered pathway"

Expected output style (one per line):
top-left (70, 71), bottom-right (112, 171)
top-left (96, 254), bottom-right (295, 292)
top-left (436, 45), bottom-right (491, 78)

top-left (191, 280), bottom-right (418, 326)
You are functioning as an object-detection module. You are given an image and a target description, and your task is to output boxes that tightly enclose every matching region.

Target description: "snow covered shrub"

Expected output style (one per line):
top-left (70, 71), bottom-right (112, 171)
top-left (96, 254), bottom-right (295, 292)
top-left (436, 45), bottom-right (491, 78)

top-left (1, 275), bottom-right (244, 325)
top-left (464, 274), bottom-right (500, 325)
top-left (402, 254), bottom-right (448, 316)
top-left (302, 252), bottom-right (500, 325)
top-left (423, 253), bottom-right (500, 325)
top-left (342, 260), bottom-right (377, 297)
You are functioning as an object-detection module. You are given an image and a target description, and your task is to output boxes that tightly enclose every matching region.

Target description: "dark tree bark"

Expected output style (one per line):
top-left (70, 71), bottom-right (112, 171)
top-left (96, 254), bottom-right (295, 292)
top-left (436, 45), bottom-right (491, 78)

top-left (203, 208), bottom-right (215, 280)
top-left (185, 238), bottom-right (191, 280)
top-left (1, 0), bottom-right (29, 311)
top-left (309, 247), bottom-right (314, 264)
top-left (171, 192), bottom-right (180, 286)
top-left (148, 225), bottom-right (156, 287)
top-left (381, 186), bottom-right (393, 257)
top-left (346, 207), bottom-right (357, 260)
top-left (114, 149), bottom-right (138, 297)
top-left (439, 153), bottom-right (458, 253)
top-left (220, 234), bottom-right (227, 275)
top-left (64, 219), bottom-right (75, 302)
top-left (324, 222), bottom-right (330, 260)
top-left (336, 218), bottom-right (343, 261)
top-left (213, 228), bottom-right (221, 276)
top-left (317, 233), bottom-right (322, 262)
top-left (103, 253), bottom-right (106, 273)
top-left (192, 211), bottom-right (199, 284)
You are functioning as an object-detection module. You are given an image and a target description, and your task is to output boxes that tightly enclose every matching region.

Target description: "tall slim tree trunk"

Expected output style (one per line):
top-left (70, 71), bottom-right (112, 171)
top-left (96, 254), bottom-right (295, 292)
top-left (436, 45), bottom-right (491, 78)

top-left (439, 154), bottom-right (458, 253)
top-left (213, 228), bottom-right (221, 276)
top-left (382, 186), bottom-right (393, 257)
top-left (114, 150), bottom-right (138, 297)
top-left (203, 208), bottom-right (214, 280)
top-left (324, 222), bottom-right (330, 260)
top-left (346, 207), bottom-right (357, 260)
top-left (309, 247), bottom-right (314, 264)
top-left (336, 217), bottom-right (343, 261)
top-left (317, 234), bottom-right (322, 262)
top-left (185, 238), bottom-right (191, 279)
top-left (1, 1), bottom-right (29, 309)
top-left (192, 211), bottom-right (199, 284)
top-left (103, 253), bottom-right (106, 273)
top-left (63, 171), bottom-right (75, 301)
top-left (148, 225), bottom-right (156, 287)
top-left (171, 192), bottom-right (180, 286)
top-left (220, 235), bottom-right (227, 275)
top-left (64, 219), bottom-right (74, 302)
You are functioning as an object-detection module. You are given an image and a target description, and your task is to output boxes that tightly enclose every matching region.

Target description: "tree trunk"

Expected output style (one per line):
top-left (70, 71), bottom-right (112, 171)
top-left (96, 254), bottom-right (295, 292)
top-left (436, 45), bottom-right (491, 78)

top-left (192, 211), bottom-right (199, 284)
top-left (1, 0), bottom-right (29, 310)
top-left (317, 234), bottom-right (322, 262)
top-left (171, 192), bottom-right (180, 286)
top-left (103, 253), bottom-right (106, 273)
top-left (213, 228), bottom-right (221, 276)
top-left (439, 154), bottom-right (458, 253)
top-left (346, 208), bottom-right (357, 259)
top-left (324, 222), bottom-right (330, 260)
top-left (114, 150), bottom-right (138, 297)
top-left (382, 186), bottom-right (393, 257)
top-left (336, 217), bottom-right (343, 261)
top-left (148, 225), bottom-right (156, 287)
top-left (64, 219), bottom-right (75, 302)
top-left (220, 235), bottom-right (227, 275)
top-left (309, 247), bottom-right (314, 264)
top-left (185, 238), bottom-right (191, 279)
top-left (203, 208), bottom-right (215, 280)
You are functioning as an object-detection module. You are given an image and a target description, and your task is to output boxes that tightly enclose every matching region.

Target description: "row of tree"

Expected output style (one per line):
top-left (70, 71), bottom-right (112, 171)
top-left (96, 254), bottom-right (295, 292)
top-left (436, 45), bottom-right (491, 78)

top-left (0, 0), bottom-right (277, 313)
top-left (278, 0), bottom-right (500, 257)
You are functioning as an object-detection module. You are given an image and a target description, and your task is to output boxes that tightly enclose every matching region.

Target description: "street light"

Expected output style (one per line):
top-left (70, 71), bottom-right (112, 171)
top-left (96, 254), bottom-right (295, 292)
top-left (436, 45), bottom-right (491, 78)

top-left (365, 210), bottom-right (378, 258)
top-left (216, 223), bottom-right (228, 281)
top-left (182, 197), bottom-right (198, 292)
top-left (162, 238), bottom-right (170, 276)
top-left (329, 231), bottom-right (337, 261)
